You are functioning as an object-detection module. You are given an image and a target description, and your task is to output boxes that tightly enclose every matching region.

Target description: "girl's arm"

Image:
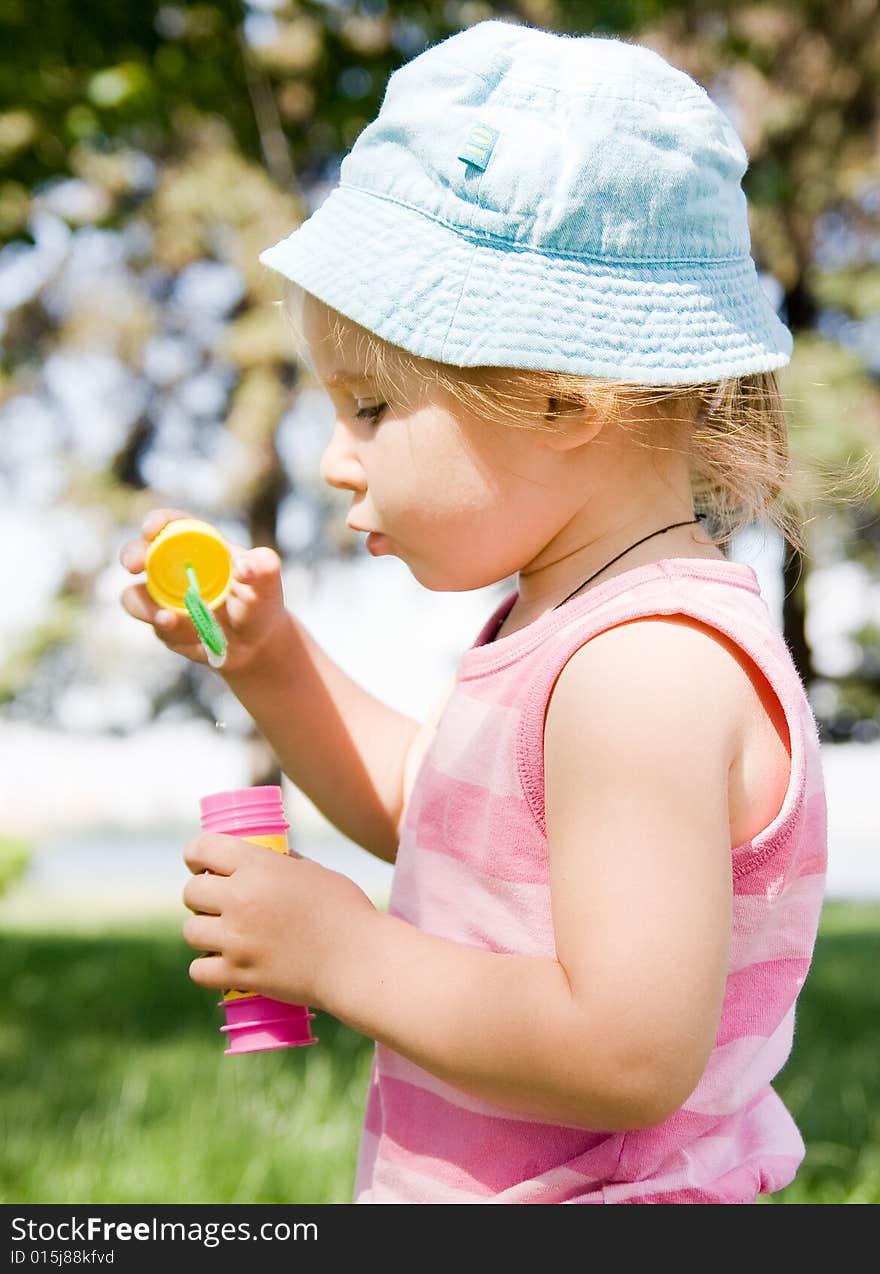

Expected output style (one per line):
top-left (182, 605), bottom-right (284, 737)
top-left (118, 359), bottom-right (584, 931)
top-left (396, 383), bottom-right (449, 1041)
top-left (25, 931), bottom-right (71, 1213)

top-left (222, 608), bottom-right (420, 864)
top-left (318, 618), bottom-right (739, 1130)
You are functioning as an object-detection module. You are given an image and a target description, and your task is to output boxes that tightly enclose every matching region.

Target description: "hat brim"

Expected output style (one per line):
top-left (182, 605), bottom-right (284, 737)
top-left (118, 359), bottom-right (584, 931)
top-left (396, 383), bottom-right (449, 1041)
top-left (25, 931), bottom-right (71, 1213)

top-left (260, 184), bottom-right (792, 386)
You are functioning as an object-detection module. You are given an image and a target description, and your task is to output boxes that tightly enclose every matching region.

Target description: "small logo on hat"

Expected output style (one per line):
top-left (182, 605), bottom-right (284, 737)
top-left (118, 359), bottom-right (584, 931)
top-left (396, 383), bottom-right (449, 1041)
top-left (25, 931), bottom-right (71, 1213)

top-left (458, 122), bottom-right (499, 171)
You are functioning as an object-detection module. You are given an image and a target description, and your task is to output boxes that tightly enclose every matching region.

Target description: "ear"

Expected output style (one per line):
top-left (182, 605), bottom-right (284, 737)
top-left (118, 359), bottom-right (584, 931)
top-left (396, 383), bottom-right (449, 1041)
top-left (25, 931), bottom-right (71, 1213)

top-left (539, 397), bottom-right (607, 452)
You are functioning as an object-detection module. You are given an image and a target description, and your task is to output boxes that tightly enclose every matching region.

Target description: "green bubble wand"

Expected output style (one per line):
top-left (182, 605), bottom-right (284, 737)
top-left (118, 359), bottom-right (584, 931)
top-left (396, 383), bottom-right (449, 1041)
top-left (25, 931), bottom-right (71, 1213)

top-left (184, 564), bottom-right (228, 669)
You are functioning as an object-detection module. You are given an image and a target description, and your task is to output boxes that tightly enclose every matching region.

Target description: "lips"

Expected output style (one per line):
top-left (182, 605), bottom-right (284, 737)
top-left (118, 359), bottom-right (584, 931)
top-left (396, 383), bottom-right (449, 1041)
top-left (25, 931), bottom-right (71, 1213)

top-left (366, 531), bottom-right (390, 556)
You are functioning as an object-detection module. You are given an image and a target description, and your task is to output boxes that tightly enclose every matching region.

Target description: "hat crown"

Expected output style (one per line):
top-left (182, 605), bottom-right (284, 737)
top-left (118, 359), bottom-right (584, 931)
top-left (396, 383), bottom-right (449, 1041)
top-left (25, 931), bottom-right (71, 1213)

top-left (339, 20), bottom-right (751, 263)
top-left (259, 18), bottom-right (792, 383)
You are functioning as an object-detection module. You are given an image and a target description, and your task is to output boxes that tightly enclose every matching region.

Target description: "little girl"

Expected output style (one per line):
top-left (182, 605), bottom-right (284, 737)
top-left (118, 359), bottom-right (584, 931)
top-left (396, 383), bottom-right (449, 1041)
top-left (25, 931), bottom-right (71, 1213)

top-left (121, 21), bottom-right (828, 1203)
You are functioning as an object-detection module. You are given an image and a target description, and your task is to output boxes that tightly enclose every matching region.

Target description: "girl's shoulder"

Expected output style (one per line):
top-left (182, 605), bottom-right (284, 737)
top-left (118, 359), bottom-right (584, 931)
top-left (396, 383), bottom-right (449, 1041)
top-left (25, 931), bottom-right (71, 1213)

top-left (546, 612), bottom-right (750, 773)
top-left (544, 611), bottom-right (791, 856)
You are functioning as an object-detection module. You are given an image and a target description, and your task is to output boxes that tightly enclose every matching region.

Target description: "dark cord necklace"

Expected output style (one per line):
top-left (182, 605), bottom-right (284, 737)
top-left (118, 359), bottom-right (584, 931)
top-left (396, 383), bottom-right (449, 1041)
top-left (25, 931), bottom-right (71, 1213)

top-left (551, 515), bottom-right (704, 610)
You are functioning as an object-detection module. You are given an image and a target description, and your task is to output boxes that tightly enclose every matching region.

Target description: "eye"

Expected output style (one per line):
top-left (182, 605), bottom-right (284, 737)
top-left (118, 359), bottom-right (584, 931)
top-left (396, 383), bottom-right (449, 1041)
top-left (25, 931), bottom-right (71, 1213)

top-left (354, 401), bottom-right (387, 424)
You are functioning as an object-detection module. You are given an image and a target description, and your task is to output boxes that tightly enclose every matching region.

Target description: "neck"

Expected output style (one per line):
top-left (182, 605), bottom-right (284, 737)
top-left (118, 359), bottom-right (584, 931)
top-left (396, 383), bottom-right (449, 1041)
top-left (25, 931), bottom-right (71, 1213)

top-left (507, 408), bottom-right (719, 621)
top-left (514, 509), bottom-right (720, 617)
top-left (552, 515), bottom-right (702, 609)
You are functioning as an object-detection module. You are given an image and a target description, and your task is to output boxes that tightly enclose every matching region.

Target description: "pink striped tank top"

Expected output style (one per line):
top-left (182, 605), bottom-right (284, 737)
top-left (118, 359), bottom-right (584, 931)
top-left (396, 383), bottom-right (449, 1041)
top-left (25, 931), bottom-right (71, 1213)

top-left (354, 557), bottom-right (828, 1203)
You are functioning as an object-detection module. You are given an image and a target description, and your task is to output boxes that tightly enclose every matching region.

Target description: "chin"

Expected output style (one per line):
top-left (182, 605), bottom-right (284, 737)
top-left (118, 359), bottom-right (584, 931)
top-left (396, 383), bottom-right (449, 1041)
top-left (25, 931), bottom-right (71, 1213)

top-left (407, 562), bottom-right (512, 594)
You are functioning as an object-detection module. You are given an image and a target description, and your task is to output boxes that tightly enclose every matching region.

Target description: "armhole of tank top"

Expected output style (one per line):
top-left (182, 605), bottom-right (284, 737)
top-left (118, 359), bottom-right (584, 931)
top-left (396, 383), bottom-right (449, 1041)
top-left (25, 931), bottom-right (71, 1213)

top-left (515, 604), bottom-right (808, 880)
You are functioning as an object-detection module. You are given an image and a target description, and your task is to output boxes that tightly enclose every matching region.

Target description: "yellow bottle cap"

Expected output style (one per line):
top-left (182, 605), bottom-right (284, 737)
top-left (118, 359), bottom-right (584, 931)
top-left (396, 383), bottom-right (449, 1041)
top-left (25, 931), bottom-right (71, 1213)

top-left (144, 518), bottom-right (232, 615)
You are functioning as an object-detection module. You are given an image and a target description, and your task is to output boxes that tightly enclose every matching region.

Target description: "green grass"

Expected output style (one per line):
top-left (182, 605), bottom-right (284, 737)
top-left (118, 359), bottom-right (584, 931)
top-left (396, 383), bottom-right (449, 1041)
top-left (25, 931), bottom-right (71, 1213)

top-left (760, 901), bottom-right (880, 1204)
top-left (0, 901), bottom-right (877, 1204)
top-left (0, 914), bottom-right (371, 1204)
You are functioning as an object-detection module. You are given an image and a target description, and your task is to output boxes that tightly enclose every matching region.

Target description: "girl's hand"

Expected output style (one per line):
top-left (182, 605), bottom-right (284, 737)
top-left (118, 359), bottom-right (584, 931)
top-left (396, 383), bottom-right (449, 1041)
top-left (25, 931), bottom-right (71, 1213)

top-left (118, 508), bottom-right (288, 677)
top-left (181, 833), bottom-right (377, 1009)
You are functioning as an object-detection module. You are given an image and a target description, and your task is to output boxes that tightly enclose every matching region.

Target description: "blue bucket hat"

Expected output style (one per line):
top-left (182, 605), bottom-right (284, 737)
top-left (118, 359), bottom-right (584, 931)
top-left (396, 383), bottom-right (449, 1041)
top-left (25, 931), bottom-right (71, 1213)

top-left (259, 19), bottom-right (792, 385)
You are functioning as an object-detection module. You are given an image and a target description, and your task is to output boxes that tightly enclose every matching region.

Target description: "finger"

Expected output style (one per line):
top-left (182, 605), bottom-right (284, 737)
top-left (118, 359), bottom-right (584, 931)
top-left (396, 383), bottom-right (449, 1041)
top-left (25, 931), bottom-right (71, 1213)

top-left (182, 913), bottom-right (224, 953)
top-left (119, 537), bottom-right (147, 575)
top-left (182, 872), bottom-right (226, 915)
top-left (232, 545), bottom-right (281, 586)
top-left (224, 548), bottom-right (284, 627)
top-left (142, 508), bottom-right (195, 543)
top-left (119, 583), bottom-right (209, 656)
top-left (120, 582), bottom-right (180, 627)
top-left (118, 509), bottom-right (192, 575)
top-left (188, 953), bottom-right (235, 990)
top-left (183, 832), bottom-right (244, 877)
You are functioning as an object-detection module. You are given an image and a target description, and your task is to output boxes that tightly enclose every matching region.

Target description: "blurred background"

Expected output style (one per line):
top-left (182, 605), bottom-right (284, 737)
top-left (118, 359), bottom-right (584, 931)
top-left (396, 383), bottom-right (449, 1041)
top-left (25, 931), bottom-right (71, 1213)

top-left (1, 0), bottom-right (878, 1205)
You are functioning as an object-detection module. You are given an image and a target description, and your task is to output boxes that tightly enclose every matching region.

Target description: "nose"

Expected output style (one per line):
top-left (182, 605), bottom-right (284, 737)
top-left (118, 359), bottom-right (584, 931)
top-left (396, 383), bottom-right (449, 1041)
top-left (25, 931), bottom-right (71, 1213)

top-left (319, 418), bottom-right (367, 494)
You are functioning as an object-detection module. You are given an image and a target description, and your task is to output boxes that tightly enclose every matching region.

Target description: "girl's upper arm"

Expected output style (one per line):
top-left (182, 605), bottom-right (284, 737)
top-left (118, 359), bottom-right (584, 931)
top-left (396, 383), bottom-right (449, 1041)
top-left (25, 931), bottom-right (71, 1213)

top-left (543, 617), bottom-right (742, 1126)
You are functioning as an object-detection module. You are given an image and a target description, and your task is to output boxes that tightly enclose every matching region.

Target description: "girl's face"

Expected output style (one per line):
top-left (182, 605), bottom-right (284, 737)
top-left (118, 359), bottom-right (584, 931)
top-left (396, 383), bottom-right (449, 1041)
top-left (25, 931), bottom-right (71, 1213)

top-left (302, 297), bottom-right (584, 593)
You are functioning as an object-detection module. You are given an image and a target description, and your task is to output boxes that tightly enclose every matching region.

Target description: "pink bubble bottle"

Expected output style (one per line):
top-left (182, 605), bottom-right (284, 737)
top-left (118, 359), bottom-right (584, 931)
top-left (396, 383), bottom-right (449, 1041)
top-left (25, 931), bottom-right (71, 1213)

top-left (199, 785), bottom-right (318, 1056)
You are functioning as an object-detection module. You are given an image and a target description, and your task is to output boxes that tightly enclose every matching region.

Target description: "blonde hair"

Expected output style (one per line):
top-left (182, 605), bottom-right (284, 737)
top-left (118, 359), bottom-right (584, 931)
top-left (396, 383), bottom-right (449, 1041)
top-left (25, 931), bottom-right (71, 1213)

top-left (282, 281), bottom-right (878, 558)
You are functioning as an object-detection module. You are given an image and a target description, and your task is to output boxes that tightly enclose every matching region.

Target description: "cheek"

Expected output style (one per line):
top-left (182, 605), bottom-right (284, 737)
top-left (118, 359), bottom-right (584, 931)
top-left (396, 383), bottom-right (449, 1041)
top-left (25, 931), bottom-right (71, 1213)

top-left (404, 432), bottom-right (499, 520)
